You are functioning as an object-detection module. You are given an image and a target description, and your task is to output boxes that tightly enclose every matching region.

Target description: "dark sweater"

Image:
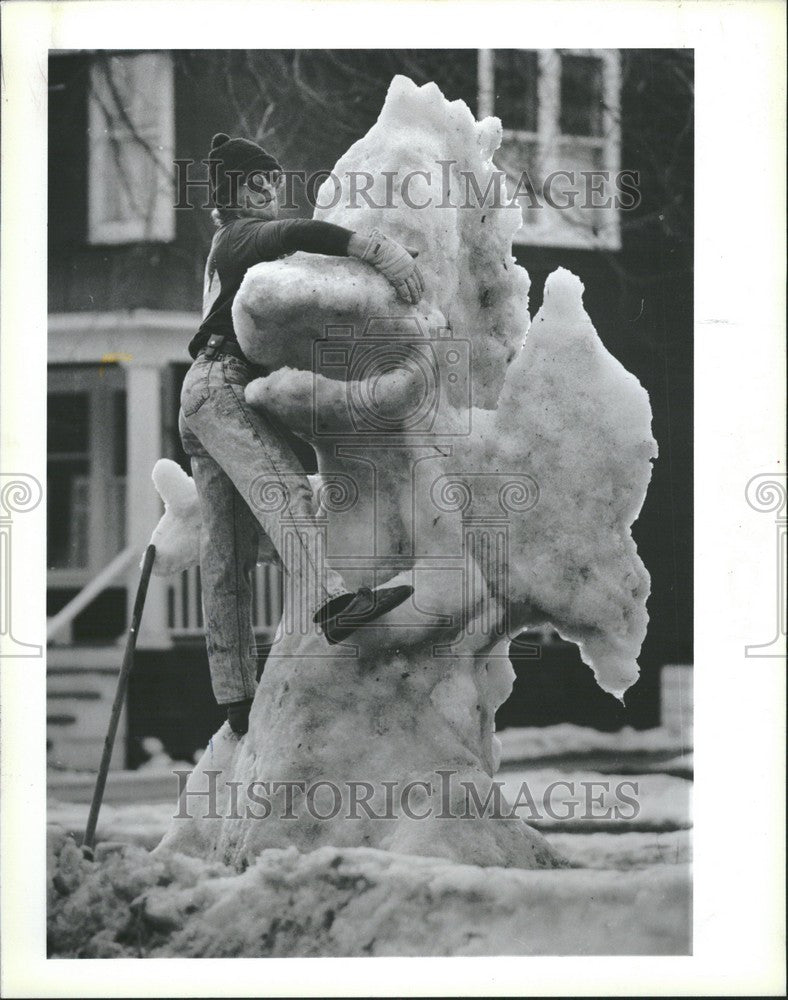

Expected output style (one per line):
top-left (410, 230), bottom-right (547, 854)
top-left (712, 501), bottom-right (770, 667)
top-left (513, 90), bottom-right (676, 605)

top-left (189, 217), bottom-right (353, 358)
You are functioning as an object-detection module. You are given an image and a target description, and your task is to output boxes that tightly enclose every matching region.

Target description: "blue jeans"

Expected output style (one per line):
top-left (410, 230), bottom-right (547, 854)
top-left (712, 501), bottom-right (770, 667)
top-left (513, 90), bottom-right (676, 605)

top-left (179, 353), bottom-right (346, 704)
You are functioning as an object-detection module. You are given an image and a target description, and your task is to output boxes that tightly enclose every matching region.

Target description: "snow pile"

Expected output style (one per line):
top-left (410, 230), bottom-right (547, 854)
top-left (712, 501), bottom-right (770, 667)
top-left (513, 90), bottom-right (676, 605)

top-left (153, 76), bottom-right (655, 870)
top-left (137, 737), bottom-right (198, 772)
top-left (49, 800), bottom-right (174, 849)
top-left (47, 804), bottom-right (692, 868)
top-left (549, 830), bottom-right (691, 870)
top-left (498, 768), bottom-right (691, 833)
top-left (236, 75), bottom-right (655, 698)
top-left (48, 831), bottom-right (690, 957)
top-left (499, 724), bottom-right (692, 763)
top-left (155, 724), bottom-right (565, 871)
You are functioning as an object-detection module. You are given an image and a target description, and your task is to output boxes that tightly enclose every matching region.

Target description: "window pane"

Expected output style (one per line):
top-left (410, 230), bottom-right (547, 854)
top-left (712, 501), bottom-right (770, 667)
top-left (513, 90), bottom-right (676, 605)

top-left (494, 50), bottom-right (538, 132)
top-left (99, 134), bottom-right (129, 224)
top-left (48, 459), bottom-right (90, 568)
top-left (113, 390), bottom-right (127, 476)
top-left (88, 53), bottom-right (175, 243)
top-left (48, 392), bottom-right (89, 454)
top-left (109, 476), bottom-right (127, 554)
top-left (104, 54), bottom-right (135, 111)
top-left (560, 54), bottom-right (604, 137)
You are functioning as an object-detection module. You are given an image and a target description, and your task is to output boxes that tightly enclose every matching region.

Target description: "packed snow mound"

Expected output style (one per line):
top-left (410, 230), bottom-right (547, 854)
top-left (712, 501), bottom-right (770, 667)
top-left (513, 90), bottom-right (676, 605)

top-left (47, 831), bottom-right (690, 957)
top-left (244, 268), bottom-right (655, 698)
top-left (235, 75), bottom-right (655, 699)
top-left (155, 75), bottom-right (656, 871)
top-left (549, 830), bottom-right (691, 870)
top-left (155, 722), bottom-right (564, 871)
top-left (483, 268), bottom-right (657, 697)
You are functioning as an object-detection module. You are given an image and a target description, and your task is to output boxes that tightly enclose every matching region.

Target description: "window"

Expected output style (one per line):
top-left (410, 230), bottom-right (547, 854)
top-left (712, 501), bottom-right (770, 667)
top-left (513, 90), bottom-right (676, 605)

top-left (47, 365), bottom-right (127, 579)
top-left (88, 52), bottom-right (175, 244)
top-left (48, 392), bottom-right (91, 568)
top-left (479, 49), bottom-right (622, 250)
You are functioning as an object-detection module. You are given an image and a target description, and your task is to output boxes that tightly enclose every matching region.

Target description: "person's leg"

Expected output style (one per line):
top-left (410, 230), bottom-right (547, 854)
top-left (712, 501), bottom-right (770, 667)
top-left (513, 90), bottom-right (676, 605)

top-left (182, 354), bottom-right (414, 652)
top-left (183, 357), bottom-right (347, 622)
top-left (192, 452), bottom-right (260, 703)
top-left (179, 404), bottom-right (258, 725)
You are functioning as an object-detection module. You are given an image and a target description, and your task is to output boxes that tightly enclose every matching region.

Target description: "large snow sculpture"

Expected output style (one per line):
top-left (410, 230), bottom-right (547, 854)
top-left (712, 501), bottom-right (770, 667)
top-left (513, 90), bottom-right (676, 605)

top-left (156, 77), bottom-right (656, 870)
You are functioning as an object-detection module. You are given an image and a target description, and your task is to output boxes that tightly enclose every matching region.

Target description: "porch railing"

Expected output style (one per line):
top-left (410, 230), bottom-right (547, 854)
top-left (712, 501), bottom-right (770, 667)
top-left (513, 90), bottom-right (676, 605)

top-left (47, 546), bottom-right (139, 643)
top-left (167, 562), bottom-right (284, 640)
top-left (48, 547), bottom-right (284, 647)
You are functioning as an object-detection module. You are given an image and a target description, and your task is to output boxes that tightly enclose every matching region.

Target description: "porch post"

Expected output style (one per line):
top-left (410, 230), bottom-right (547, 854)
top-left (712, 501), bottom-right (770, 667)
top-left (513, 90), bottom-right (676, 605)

top-left (125, 362), bottom-right (171, 647)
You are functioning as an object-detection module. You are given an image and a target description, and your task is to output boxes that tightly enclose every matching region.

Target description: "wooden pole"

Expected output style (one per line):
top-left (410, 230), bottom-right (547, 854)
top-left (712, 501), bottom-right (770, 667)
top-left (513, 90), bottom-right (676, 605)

top-left (82, 544), bottom-right (157, 855)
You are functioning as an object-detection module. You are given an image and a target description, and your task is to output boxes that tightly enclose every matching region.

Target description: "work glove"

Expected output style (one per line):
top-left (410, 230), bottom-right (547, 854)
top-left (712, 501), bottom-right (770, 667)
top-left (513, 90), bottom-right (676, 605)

top-left (358, 229), bottom-right (424, 305)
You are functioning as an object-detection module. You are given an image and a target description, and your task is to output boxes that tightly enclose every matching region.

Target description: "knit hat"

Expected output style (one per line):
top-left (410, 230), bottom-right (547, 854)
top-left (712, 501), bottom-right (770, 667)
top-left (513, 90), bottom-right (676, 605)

top-left (207, 132), bottom-right (282, 208)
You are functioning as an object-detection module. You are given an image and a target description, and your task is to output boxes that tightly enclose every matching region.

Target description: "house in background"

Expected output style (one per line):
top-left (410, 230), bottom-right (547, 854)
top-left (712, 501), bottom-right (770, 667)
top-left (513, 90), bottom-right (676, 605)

top-left (481, 49), bottom-right (623, 251)
top-left (47, 49), bottom-right (692, 770)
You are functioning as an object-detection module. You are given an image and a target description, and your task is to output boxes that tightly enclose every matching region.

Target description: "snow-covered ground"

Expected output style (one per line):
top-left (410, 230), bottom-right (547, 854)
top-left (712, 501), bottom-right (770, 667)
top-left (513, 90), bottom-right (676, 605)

top-left (498, 768), bottom-right (691, 832)
top-left (48, 834), bottom-right (690, 957)
top-left (498, 722), bottom-right (692, 763)
top-left (47, 799), bottom-right (692, 861)
top-left (47, 722), bottom-right (692, 956)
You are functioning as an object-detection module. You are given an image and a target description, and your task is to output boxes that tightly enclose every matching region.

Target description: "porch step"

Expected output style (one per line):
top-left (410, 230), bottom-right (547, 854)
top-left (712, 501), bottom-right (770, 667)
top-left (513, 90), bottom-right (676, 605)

top-left (47, 768), bottom-right (177, 804)
top-left (47, 646), bottom-right (126, 772)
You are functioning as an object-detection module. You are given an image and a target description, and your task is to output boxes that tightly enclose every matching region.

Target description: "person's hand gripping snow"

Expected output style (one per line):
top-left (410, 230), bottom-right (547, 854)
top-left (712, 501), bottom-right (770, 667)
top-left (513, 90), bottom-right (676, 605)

top-left (354, 229), bottom-right (424, 304)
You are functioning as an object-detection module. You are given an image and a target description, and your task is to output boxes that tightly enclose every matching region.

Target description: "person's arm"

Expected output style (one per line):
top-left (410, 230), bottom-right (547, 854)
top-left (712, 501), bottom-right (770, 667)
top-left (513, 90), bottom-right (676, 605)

top-left (255, 219), bottom-right (424, 305)
top-left (346, 233), bottom-right (369, 257)
top-left (347, 229), bottom-right (424, 305)
top-left (275, 218), bottom-right (354, 257)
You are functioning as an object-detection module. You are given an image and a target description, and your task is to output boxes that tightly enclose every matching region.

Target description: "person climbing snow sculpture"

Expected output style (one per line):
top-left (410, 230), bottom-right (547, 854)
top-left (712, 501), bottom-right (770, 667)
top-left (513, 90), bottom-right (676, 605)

top-left (175, 132), bottom-right (424, 735)
top-left (149, 77), bottom-right (655, 873)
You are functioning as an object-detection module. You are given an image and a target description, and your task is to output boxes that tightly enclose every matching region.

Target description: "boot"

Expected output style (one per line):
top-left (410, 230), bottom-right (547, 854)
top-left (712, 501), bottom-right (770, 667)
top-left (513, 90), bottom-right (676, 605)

top-left (314, 585), bottom-right (414, 645)
top-left (226, 697), bottom-right (254, 735)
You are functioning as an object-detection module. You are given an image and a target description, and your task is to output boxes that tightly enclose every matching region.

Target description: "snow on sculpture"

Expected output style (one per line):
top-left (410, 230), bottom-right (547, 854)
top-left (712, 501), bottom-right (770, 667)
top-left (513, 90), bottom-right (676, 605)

top-left (154, 76), bottom-right (656, 870)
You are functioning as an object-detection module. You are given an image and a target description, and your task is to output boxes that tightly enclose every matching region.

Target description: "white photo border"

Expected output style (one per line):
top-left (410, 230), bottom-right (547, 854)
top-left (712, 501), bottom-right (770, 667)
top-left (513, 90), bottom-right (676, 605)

top-left (1, 1), bottom-right (785, 996)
